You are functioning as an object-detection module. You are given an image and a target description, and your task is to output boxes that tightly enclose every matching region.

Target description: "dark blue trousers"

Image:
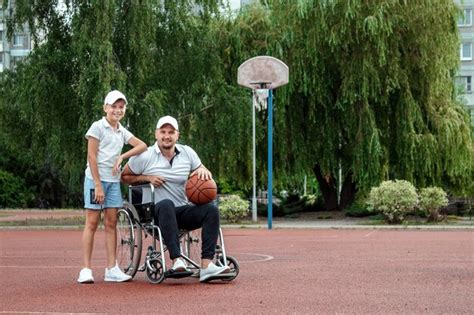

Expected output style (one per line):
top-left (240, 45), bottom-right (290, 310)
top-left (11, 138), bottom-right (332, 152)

top-left (153, 199), bottom-right (220, 260)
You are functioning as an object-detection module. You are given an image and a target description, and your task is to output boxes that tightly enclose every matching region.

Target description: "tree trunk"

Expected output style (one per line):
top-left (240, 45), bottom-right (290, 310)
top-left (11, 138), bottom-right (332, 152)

top-left (313, 164), bottom-right (339, 210)
top-left (313, 164), bottom-right (357, 211)
top-left (340, 172), bottom-right (357, 210)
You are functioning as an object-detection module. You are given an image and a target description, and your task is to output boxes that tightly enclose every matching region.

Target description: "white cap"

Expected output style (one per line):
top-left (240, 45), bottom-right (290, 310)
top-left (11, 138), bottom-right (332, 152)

top-left (156, 115), bottom-right (179, 130)
top-left (104, 90), bottom-right (128, 105)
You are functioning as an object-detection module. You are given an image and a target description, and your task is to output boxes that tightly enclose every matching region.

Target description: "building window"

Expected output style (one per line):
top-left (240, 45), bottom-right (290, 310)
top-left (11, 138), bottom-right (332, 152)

top-left (13, 34), bottom-right (24, 46)
top-left (461, 43), bottom-right (472, 60)
top-left (0, 30), bottom-right (3, 41)
top-left (459, 9), bottom-right (473, 26)
top-left (457, 76), bottom-right (472, 93)
top-left (0, 53), bottom-right (3, 63)
top-left (11, 56), bottom-right (25, 68)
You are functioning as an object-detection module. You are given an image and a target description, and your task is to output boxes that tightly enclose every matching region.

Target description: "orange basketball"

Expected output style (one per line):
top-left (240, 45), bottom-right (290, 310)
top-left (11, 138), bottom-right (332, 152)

top-left (185, 176), bottom-right (217, 205)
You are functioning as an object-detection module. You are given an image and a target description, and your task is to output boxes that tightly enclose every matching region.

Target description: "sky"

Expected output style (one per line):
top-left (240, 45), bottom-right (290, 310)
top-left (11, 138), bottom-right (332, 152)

top-left (228, 0), bottom-right (241, 10)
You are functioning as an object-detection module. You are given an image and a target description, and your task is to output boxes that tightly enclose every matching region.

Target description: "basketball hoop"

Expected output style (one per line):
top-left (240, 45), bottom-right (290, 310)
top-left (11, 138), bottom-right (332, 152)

top-left (253, 89), bottom-right (268, 111)
top-left (237, 56), bottom-right (289, 229)
top-left (237, 56), bottom-right (289, 90)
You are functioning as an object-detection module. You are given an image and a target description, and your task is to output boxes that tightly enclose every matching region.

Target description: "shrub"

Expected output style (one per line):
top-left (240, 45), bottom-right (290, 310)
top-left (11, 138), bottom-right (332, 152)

top-left (0, 170), bottom-right (33, 208)
top-left (219, 194), bottom-right (250, 223)
top-left (367, 180), bottom-right (418, 224)
top-left (419, 187), bottom-right (448, 222)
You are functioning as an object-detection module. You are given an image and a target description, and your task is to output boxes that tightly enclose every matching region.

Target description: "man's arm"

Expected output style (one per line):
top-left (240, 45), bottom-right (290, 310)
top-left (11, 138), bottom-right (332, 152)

top-left (121, 164), bottom-right (166, 187)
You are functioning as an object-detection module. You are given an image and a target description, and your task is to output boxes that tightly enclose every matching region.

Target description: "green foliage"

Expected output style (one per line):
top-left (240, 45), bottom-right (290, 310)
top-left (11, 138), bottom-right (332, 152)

top-left (419, 187), bottom-right (449, 222)
top-left (367, 180), bottom-right (419, 224)
top-left (218, 194), bottom-right (250, 223)
top-left (268, 0), bottom-right (472, 194)
top-left (344, 202), bottom-right (372, 218)
top-left (0, 170), bottom-right (33, 208)
top-left (0, 0), bottom-right (472, 209)
top-left (278, 194), bottom-right (321, 216)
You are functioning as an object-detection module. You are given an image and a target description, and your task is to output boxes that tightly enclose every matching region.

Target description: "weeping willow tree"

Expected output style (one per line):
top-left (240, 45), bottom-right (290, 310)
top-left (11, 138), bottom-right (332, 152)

top-left (263, 0), bottom-right (473, 209)
top-left (0, 0), bottom-right (225, 206)
top-left (1, 0), bottom-right (472, 209)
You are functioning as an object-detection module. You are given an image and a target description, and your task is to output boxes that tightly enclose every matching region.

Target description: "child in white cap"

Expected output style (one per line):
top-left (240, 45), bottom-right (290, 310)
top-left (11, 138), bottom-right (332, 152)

top-left (78, 90), bottom-right (147, 283)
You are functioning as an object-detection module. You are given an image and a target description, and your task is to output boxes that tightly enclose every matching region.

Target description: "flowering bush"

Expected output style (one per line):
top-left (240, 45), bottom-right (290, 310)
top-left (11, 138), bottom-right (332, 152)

top-left (367, 180), bottom-right (418, 224)
top-left (219, 194), bottom-right (250, 223)
top-left (419, 187), bottom-right (448, 222)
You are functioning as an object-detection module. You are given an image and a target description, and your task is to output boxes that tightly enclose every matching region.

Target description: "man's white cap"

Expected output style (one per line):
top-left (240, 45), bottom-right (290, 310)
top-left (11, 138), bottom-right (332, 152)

top-left (156, 115), bottom-right (179, 130)
top-left (104, 90), bottom-right (128, 105)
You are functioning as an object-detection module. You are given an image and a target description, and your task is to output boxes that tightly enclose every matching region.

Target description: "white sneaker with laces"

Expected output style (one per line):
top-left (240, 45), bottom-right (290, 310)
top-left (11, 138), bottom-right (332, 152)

top-left (104, 265), bottom-right (132, 282)
top-left (77, 268), bottom-right (94, 283)
top-left (172, 258), bottom-right (189, 272)
top-left (199, 262), bottom-right (230, 282)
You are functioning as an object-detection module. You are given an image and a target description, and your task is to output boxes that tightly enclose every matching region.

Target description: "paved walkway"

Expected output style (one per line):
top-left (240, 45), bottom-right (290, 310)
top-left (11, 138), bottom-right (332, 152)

top-left (0, 209), bottom-right (472, 230)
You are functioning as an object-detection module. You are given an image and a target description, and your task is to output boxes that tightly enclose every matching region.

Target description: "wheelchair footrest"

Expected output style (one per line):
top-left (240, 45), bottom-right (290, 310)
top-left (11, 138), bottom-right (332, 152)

top-left (202, 272), bottom-right (237, 282)
top-left (164, 270), bottom-right (194, 279)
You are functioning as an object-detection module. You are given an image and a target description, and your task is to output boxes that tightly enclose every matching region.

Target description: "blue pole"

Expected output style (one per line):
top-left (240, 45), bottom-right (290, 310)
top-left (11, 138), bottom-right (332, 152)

top-left (267, 89), bottom-right (273, 229)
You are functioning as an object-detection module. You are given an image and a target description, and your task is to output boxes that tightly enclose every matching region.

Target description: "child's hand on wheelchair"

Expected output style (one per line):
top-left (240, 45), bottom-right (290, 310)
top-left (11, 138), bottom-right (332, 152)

top-left (112, 156), bottom-right (124, 176)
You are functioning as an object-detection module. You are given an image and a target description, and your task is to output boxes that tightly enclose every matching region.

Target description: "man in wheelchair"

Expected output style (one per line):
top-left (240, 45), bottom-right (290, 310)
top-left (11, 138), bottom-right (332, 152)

top-left (121, 115), bottom-right (230, 282)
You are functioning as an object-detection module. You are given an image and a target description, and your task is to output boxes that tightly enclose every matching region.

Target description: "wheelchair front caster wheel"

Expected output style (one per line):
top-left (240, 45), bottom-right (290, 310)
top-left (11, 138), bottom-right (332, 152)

top-left (218, 255), bottom-right (239, 281)
top-left (146, 258), bottom-right (165, 284)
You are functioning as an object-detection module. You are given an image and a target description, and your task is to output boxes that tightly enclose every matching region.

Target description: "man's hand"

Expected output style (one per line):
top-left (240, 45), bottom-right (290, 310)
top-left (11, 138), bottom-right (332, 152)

top-left (147, 175), bottom-right (166, 187)
top-left (190, 166), bottom-right (212, 181)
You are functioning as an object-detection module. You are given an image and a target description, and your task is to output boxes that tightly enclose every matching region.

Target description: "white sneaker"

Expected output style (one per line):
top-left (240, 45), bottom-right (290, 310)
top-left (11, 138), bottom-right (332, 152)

top-left (77, 268), bottom-right (94, 283)
top-left (104, 265), bottom-right (132, 282)
top-left (199, 262), bottom-right (230, 282)
top-left (172, 258), bottom-right (189, 272)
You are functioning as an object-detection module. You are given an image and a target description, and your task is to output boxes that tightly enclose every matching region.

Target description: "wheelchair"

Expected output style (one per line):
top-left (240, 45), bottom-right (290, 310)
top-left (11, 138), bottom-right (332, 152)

top-left (115, 183), bottom-right (239, 284)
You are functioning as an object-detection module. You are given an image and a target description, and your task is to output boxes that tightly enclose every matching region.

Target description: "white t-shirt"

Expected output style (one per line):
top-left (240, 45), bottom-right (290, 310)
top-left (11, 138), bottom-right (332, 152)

top-left (85, 117), bottom-right (134, 182)
top-left (128, 143), bottom-right (202, 207)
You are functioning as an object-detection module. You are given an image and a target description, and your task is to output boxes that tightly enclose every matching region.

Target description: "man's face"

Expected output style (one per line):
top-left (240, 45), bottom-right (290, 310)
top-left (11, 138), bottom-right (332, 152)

top-left (103, 99), bottom-right (126, 123)
top-left (156, 124), bottom-right (179, 150)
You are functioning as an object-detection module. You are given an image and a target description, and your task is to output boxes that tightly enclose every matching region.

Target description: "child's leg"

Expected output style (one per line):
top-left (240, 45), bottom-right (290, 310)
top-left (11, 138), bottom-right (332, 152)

top-left (82, 210), bottom-right (101, 268)
top-left (104, 207), bottom-right (118, 268)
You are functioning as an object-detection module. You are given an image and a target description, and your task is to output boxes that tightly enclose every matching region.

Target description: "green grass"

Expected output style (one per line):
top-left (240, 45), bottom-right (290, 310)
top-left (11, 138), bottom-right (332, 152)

top-left (358, 214), bottom-right (469, 226)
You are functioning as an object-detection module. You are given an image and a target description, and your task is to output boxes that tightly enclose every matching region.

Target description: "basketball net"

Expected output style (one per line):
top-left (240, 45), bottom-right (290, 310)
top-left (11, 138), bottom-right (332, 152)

top-left (252, 89), bottom-right (268, 111)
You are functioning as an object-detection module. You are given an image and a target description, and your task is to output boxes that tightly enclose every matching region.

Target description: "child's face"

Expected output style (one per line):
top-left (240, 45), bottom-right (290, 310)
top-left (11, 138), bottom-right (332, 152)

top-left (104, 99), bottom-right (126, 123)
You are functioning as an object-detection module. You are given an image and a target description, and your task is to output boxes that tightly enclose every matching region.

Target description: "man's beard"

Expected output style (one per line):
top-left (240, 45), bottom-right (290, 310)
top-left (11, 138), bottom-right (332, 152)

top-left (160, 141), bottom-right (174, 150)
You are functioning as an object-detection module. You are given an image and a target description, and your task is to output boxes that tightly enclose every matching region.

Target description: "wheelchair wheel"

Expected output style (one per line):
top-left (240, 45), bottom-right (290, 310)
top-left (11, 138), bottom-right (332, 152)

top-left (117, 202), bottom-right (142, 278)
top-left (146, 256), bottom-right (165, 284)
top-left (218, 255), bottom-right (239, 281)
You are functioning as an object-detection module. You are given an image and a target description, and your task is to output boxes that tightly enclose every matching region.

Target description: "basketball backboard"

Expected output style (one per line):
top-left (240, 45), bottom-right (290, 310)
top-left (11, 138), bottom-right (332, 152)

top-left (237, 56), bottom-right (289, 89)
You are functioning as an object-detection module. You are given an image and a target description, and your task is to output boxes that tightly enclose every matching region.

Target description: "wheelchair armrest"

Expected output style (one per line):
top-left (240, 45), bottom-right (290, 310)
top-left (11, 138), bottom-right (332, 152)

top-left (128, 183), bottom-right (155, 205)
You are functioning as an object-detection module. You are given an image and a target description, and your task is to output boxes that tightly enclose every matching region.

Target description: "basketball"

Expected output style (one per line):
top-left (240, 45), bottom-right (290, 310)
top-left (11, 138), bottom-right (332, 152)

top-left (185, 176), bottom-right (217, 205)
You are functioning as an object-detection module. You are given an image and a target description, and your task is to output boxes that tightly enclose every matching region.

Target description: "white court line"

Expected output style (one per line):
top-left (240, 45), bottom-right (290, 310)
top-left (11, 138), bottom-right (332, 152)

top-left (0, 266), bottom-right (77, 269)
top-left (0, 253), bottom-right (274, 269)
top-left (0, 311), bottom-right (103, 315)
top-left (364, 230), bottom-right (377, 238)
top-left (231, 252), bottom-right (274, 263)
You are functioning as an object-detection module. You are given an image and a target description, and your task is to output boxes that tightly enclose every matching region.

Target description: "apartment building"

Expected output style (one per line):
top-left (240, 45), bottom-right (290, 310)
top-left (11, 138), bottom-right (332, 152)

top-left (456, 0), bottom-right (474, 126)
top-left (0, 0), bottom-right (32, 72)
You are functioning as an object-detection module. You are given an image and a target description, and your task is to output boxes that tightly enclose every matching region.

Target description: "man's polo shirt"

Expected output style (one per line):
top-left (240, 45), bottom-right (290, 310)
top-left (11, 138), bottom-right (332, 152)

top-left (85, 117), bottom-right (134, 182)
top-left (128, 143), bottom-right (202, 207)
